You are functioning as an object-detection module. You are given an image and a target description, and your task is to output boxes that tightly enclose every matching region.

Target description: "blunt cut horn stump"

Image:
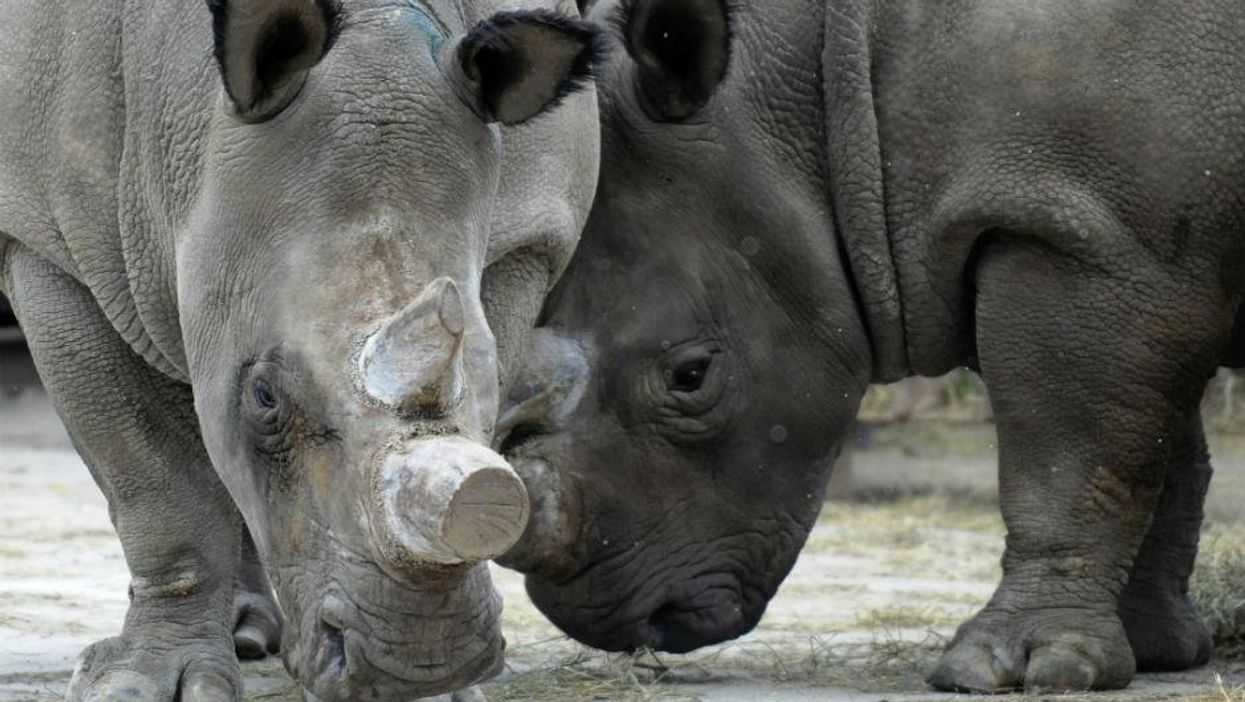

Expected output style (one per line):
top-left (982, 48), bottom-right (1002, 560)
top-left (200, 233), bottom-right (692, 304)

top-left (373, 438), bottom-right (531, 568)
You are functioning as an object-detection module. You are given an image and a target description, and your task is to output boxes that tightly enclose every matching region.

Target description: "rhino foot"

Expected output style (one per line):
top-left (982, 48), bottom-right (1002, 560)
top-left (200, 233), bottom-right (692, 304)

top-left (67, 633), bottom-right (240, 702)
top-left (1120, 591), bottom-right (1212, 672)
top-left (233, 530), bottom-right (281, 661)
top-left (232, 588), bottom-right (281, 660)
top-left (926, 607), bottom-right (1134, 693)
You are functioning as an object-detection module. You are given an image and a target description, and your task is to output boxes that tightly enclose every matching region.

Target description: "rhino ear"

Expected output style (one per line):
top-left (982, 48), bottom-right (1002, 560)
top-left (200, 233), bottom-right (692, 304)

top-left (622, 0), bottom-right (731, 121)
top-left (451, 11), bottom-right (603, 126)
top-left (206, 0), bottom-right (342, 123)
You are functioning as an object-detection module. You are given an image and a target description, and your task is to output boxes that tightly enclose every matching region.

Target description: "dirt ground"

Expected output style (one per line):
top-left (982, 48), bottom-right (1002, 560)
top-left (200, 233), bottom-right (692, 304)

top-left (3, 346), bottom-right (1245, 702)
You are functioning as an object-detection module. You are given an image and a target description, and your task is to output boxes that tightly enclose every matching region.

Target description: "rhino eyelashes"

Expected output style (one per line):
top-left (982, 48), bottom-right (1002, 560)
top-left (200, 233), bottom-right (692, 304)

top-left (241, 355), bottom-right (342, 466)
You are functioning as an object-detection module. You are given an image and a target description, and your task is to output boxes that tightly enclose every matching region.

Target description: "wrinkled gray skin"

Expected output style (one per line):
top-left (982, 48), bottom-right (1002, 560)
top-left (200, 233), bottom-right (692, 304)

top-left (0, 0), bottom-right (599, 700)
top-left (499, 0), bottom-right (1245, 693)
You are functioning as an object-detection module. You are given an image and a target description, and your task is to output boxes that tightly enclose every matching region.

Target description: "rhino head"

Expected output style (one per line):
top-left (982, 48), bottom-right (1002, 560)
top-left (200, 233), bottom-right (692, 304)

top-left (497, 0), bottom-right (873, 653)
top-left (179, 0), bottom-right (599, 699)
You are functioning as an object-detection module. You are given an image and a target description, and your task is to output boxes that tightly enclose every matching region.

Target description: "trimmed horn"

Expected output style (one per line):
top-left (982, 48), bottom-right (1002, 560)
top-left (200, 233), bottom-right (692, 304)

top-left (371, 438), bottom-right (530, 568)
top-left (360, 278), bottom-right (467, 415)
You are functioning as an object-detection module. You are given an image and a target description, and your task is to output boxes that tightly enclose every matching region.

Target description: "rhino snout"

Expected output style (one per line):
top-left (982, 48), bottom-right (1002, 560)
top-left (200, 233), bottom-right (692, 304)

top-left (493, 328), bottom-right (593, 576)
top-left (370, 437), bottom-right (530, 570)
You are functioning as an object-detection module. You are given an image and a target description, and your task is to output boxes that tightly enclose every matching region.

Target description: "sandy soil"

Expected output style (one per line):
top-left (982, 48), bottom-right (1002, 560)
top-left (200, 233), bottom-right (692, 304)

top-left (3, 349), bottom-right (1245, 702)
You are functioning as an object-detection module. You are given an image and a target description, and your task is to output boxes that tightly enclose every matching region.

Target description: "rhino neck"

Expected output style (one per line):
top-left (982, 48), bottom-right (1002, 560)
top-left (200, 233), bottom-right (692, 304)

top-left (822, 0), bottom-right (911, 383)
top-left (105, 1), bottom-right (226, 382)
top-left (65, 0), bottom-right (214, 383)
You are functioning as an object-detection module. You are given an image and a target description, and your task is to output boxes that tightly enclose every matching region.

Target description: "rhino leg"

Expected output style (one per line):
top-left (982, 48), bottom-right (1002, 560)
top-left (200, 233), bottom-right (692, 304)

top-left (232, 528), bottom-right (281, 660)
top-left (1118, 412), bottom-right (1213, 671)
top-left (5, 245), bottom-right (242, 702)
top-left (927, 236), bottom-right (1234, 693)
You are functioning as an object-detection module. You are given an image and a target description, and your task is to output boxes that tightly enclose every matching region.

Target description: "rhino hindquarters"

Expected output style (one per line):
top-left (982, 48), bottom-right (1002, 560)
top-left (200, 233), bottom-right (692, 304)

top-left (931, 230), bottom-right (1236, 693)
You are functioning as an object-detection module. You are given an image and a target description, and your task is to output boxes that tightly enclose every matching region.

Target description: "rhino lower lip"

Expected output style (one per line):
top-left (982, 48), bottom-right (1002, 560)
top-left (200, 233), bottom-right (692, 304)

top-left (645, 598), bottom-right (749, 653)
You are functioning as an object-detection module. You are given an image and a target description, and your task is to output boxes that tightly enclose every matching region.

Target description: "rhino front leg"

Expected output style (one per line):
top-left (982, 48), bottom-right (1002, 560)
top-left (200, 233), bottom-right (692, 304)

top-left (927, 236), bottom-right (1236, 693)
top-left (130, 526), bottom-right (281, 662)
top-left (1118, 412), bottom-right (1213, 671)
top-left (233, 528), bottom-right (281, 660)
top-left (6, 245), bottom-right (242, 701)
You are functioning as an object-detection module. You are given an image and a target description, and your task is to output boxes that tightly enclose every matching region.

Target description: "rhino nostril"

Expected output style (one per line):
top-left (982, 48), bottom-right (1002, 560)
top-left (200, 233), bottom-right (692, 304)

top-left (498, 422), bottom-right (547, 456)
top-left (646, 602), bottom-right (679, 650)
top-left (319, 619), bottom-right (347, 679)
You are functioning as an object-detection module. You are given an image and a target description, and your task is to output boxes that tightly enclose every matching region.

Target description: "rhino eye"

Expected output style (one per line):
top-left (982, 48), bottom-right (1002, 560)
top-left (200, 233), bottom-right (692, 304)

top-left (668, 358), bottom-right (710, 393)
top-left (254, 379), bottom-right (279, 410)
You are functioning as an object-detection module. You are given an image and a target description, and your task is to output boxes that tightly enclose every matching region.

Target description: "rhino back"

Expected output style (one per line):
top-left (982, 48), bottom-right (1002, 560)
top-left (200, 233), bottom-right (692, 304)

top-left (0, 0), bottom-right (215, 380)
top-left (869, 0), bottom-right (1245, 374)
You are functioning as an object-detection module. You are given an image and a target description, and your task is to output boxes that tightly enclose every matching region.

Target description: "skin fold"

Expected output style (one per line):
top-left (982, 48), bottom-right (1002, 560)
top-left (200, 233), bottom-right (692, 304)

top-left (498, 0), bottom-right (1245, 693)
top-left (0, 1), bottom-right (599, 700)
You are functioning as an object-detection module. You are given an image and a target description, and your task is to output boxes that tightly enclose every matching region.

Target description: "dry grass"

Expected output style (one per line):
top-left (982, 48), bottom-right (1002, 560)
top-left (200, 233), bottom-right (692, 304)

top-left (852, 605), bottom-right (961, 631)
top-left (491, 627), bottom-right (951, 698)
top-left (720, 629), bottom-right (947, 691)
top-left (1192, 522), bottom-right (1245, 656)
top-left (1208, 673), bottom-right (1245, 702)
top-left (806, 492), bottom-right (1004, 582)
top-left (489, 649), bottom-right (699, 701)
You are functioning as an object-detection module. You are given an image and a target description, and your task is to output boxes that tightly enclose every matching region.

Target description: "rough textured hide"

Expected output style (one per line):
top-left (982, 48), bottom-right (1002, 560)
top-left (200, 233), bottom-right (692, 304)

top-left (0, 1), bottom-right (599, 701)
top-left (497, 0), bottom-right (1245, 694)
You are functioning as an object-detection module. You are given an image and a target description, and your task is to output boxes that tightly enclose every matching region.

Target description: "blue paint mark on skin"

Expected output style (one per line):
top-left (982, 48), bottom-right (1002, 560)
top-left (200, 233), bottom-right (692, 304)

top-left (406, 4), bottom-right (448, 58)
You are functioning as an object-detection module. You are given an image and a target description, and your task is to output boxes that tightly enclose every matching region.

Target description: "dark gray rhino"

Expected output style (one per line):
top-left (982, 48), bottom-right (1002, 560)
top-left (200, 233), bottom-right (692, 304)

top-left (498, 0), bottom-right (1245, 693)
top-left (0, 0), bottom-right (599, 700)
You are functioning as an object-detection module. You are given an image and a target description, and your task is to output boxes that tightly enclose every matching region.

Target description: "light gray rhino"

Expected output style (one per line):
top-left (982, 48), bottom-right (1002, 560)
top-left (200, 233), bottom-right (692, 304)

top-left (0, 0), bottom-right (599, 700)
top-left (498, 0), bottom-right (1245, 693)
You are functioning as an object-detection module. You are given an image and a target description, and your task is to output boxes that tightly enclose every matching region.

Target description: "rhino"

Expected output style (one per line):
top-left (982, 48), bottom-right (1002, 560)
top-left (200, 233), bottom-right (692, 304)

top-left (497, 0), bottom-right (1245, 693)
top-left (0, 0), bottom-right (599, 700)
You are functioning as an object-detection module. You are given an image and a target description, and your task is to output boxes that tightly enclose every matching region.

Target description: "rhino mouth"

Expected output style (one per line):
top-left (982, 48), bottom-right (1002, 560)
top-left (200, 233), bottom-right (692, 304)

top-left (276, 553), bottom-right (506, 702)
top-left (643, 577), bottom-right (762, 653)
top-left (302, 587), bottom-right (504, 701)
top-left (529, 565), bottom-right (768, 654)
